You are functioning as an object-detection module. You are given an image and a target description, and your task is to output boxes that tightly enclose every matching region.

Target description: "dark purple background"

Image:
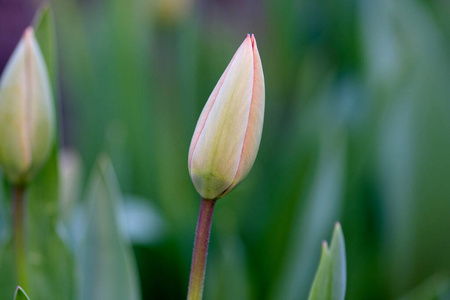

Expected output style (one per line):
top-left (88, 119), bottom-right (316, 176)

top-left (0, 0), bottom-right (39, 73)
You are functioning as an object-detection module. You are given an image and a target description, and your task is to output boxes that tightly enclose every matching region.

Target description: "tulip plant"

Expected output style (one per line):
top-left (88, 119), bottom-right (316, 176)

top-left (187, 34), bottom-right (264, 300)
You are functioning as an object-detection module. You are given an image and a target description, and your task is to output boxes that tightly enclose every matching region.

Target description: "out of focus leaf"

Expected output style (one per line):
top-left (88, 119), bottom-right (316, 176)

top-left (206, 236), bottom-right (251, 300)
top-left (307, 223), bottom-right (346, 300)
top-left (80, 155), bottom-right (141, 300)
top-left (33, 4), bottom-right (57, 87)
top-left (371, 0), bottom-right (450, 295)
top-left (25, 5), bottom-right (75, 300)
top-left (59, 149), bottom-right (83, 233)
top-left (272, 116), bottom-right (347, 300)
top-left (398, 274), bottom-right (450, 300)
top-left (205, 205), bottom-right (251, 300)
top-left (14, 287), bottom-right (30, 300)
top-left (0, 240), bottom-right (16, 296)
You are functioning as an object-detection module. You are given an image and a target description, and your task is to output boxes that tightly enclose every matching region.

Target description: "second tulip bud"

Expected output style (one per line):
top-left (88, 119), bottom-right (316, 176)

top-left (0, 27), bottom-right (55, 185)
top-left (188, 34), bottom-right (265, 200)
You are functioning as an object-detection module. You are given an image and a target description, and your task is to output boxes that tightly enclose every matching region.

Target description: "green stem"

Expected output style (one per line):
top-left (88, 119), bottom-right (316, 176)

top-left (187, 197), bottom-right (217, 300)
top-left (12, 185), bottom-right (27, 291)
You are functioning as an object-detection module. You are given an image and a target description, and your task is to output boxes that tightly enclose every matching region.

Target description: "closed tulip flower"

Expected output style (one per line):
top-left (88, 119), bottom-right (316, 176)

top-left (188, 34), bottom-right (265, 200)
top-left (187, 35), bottom-right (265, 300)
top-left (0, 27), bottom-right (55, 185)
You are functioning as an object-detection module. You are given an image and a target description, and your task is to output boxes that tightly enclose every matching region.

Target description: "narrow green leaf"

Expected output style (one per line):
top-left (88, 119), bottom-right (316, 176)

top-left (308, 223), bottom-right (347, 300)
top-left (26, 5), bottom-right (75, 300)
top-left (14, 287), bottom-right (30, 300)
top-left (329, 223), bottom-right (346, 300)
top-left (33, 3), bottom-right (57, 89)
top-left (80, 155), bottom-right (141, 300)
top-left (308, 242), bottom-right (332, 300)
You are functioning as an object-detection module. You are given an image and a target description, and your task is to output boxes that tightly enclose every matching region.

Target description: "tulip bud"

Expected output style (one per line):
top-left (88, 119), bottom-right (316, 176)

top-left (0, 27), bottom-right (55, 185)
top-left (188, 34), bottom-right (265, 199)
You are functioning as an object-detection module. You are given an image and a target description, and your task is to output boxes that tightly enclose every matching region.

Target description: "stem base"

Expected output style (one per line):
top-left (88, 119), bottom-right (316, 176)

top-left (12, 185), bottom-right (27, 291)
top-left (187, 197), bottom-right (216, 300)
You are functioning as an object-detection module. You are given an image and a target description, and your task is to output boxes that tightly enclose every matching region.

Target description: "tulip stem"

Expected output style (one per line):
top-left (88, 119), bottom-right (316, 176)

top-left (187, 197), bottom-right (217, 300)
top-left (12, 185), bottom-right (28, 291)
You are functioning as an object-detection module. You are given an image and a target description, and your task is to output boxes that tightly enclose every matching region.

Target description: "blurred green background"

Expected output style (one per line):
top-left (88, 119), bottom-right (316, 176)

top-left (1, 0), bottom-right (450, 299)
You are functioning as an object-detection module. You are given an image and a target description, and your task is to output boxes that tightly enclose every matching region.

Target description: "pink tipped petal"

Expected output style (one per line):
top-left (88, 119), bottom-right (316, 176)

top-left (220, 35), bottom-right (265, 197)
top-left (23, 26), bottom-right (34, 39)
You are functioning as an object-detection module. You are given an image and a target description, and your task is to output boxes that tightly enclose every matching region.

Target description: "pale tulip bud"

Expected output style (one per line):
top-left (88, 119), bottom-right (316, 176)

top-left (188, 34), bottom-right (265, 200)
top-left (0, 27), bottom-right (55, 185)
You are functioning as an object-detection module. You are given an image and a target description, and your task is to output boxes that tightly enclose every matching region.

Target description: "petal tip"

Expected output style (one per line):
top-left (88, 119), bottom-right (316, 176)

top-left (245, 34), bottom-right (253, 44)
top-left (23, 26), bottom-right (34, 39)
top-left (250, 34), bottom-right (257, 49)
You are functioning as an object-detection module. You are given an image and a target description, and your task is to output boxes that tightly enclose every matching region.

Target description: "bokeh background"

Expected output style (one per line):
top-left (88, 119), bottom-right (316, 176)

top-left (1, 0), bottom-right (450, 299)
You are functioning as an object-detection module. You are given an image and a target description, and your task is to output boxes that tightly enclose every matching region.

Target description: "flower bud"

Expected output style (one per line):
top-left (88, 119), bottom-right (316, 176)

top-left (188, 34), bottom-right (265, 199)
top-left (0, 27), bottom-right (55, 185)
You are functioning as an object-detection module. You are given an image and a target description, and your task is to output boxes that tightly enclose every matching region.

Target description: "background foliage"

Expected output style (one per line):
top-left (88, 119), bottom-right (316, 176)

top-left (1, 0), bottom-right (450, 299)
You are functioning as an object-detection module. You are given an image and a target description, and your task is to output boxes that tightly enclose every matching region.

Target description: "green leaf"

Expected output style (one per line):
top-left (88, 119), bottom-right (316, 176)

top-left (0, 240), bottom-right (16, 297)
top-left (80, 155), bottom-right (141, 300)
top-left (205, 234), bottom-right (251, 300)
top-left (308, 223), bottom-right (347, 300)
top-left (14, 287), bottom-right (30, 300)
top-left (24, 5), bottom-right (75, 300)
top-left (397, 274), bottom-right (450, 300)
top-left (33, 3), bottom-right (58, 89)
